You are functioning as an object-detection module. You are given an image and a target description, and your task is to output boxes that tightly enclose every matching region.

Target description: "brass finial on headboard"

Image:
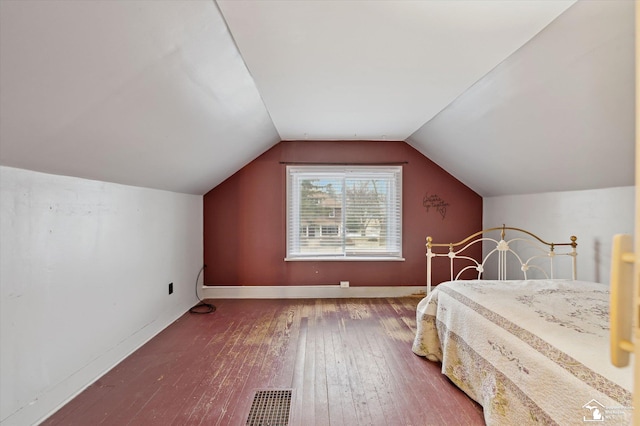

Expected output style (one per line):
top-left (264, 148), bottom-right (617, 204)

top-left (426, 236), bottom-right (432, 249)
top-left (570, 235), bottom-right (577, 247)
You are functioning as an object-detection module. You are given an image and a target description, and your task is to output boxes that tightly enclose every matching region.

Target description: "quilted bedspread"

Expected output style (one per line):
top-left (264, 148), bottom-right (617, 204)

top-left (412, 279), bottom-right (633, 425)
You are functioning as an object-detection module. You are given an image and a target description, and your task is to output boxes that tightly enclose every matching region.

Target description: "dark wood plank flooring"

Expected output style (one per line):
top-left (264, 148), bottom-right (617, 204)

top-left (42, 297), bottom-right (484, 425)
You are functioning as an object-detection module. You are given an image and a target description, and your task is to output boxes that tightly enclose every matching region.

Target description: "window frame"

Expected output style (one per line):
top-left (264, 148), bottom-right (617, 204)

top-left (285, 165), bottom-right (404, 261)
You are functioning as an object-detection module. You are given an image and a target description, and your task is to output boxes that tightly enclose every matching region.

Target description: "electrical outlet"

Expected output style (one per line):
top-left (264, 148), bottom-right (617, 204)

top-left (168, 282), bottom-right (173, 295)
top-left (340, 281), bottom-right (349, 288)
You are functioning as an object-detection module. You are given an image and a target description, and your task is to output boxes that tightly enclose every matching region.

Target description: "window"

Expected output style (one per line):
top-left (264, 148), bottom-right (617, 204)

top-left (286, 165), bottom-right (402, 260)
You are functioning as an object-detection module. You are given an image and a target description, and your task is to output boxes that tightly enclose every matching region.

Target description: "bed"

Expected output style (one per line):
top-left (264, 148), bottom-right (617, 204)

top-left (412, 226), bottom-right (633, 425)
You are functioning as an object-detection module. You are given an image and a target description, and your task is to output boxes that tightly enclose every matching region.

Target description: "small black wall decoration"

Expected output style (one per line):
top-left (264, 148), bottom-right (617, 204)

top-left (423, 193), bottom-right (450, 219)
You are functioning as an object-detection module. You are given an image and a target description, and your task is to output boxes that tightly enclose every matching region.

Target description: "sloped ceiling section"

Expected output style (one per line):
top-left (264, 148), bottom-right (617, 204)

top-left (0, 0), bottom-right (633, 197)
top-left (217, 0), bottom-right (576, 141)
top-left (0, 0), bottom-right (279, 195)
top-left (408, 0), bottom-right (635, 197)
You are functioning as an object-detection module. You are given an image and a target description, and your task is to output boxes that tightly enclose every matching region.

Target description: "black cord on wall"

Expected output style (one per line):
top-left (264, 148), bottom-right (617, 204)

top-left (189, 265), bottom-right (216, 314)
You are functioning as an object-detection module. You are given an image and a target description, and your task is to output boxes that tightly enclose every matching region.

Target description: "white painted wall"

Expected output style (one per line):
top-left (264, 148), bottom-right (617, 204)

top-left (483, 186), bottom-right (635, 284)
top-left (0, 166), bottom-right (203, 426)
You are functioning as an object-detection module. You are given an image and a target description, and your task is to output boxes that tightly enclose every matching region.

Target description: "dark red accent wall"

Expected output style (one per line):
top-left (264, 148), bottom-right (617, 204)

top-left (203, 141), bottom-right (482, 287)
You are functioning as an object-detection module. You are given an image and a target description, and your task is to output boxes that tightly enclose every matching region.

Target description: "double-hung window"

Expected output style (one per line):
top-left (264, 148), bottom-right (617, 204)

top-left (286, 165), bottom-right (403, 260)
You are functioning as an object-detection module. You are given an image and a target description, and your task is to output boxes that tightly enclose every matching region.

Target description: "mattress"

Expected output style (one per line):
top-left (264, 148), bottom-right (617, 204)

top-left (412, 279), bottom-right (633, 425)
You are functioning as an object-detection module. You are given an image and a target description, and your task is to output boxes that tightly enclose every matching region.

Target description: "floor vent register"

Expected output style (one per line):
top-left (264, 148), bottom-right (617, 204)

top-left (246, 389), bottom-right (292, 426)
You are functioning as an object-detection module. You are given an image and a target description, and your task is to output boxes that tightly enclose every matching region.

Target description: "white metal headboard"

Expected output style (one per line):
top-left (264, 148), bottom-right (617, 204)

top-left (425, 225), bottom-right (578, 294)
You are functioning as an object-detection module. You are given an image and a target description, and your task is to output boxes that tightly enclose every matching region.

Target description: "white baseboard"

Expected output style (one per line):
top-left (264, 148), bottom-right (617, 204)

top-left (200, 285), bottom-right (426, 299)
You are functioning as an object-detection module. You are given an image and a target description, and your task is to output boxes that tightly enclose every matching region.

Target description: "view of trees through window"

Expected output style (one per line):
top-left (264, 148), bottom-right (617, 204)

top-left (297, 178), bottom-right (390, 255)
top-left (287, 166), bottom-right (402, 259)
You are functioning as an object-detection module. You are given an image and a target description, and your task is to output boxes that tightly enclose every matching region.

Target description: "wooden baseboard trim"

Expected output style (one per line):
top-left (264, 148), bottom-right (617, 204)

top-left (200, 285), bottom-right (426, 299)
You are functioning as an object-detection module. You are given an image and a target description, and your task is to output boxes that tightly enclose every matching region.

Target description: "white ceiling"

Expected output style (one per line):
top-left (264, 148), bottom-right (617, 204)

top-left (0, 0), bottom-right (279, 195)
top-left (217, 0), bottom-right (576, 141)
top-left (0, 0), bottom-right (634, 196)
top-left (408, 0), bottom-right (635, 196)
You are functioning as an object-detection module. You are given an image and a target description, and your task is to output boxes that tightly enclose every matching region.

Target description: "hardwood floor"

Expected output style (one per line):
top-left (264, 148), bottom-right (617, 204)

top-left (42, 297), bottom-right (484, 425)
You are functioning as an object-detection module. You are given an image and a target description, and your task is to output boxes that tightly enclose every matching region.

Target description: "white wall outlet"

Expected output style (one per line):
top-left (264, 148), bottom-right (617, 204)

top-left (340, 281), bottom-right (349, 288)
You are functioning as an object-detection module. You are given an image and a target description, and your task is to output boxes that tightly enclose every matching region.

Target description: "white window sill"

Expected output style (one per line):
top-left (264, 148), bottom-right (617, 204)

top-left (285, 256), bottom-right (405, 262)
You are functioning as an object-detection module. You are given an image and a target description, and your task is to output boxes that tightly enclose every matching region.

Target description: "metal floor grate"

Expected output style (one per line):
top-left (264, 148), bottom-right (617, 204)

top-left (246, 389), bottom-right (292, 426)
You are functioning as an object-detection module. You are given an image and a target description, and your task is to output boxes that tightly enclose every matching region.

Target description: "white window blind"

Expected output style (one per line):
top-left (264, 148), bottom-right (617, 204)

top-left (286, 165), bottom-right (402, 260)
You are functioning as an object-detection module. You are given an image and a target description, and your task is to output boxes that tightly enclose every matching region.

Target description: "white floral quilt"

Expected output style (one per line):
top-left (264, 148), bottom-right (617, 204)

top-left (412, 279), bottom-right (633, 425)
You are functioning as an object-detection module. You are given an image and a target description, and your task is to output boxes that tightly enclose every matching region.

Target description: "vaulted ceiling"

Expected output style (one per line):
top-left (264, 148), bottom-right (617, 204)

top-left (0, 0), bottom-right (634, 196)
